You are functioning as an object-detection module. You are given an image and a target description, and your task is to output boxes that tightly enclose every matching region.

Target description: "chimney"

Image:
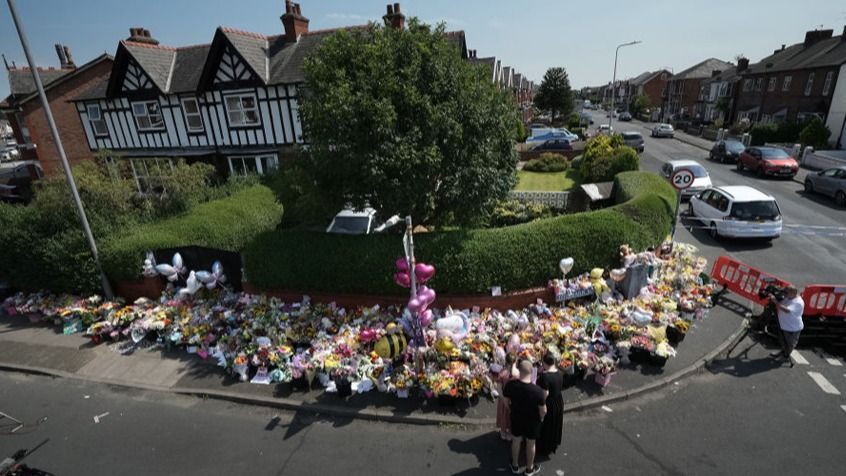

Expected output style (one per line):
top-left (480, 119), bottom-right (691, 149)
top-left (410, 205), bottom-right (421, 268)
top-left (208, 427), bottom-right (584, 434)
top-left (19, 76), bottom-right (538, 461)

top-left (737, 57), bottom-right (749, 72)
top-left (54, 43), bottom-right (68, 67)
top-left (62, 45), bottom-right (75, 68)
top-left (127, 27), bottom-right (159, 45)
top-left (803, 29), bottom-right (833, 48)
top-left (383, 3), bottom-right (405, 30)
top-left (281, 0), bottom-right (310, 42)
top-left (842, 25), bottom-right (846, 41)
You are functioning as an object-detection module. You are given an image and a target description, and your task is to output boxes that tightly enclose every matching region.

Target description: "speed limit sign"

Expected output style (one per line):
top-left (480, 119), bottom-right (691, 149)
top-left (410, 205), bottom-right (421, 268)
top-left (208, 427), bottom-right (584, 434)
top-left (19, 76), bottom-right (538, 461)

top-left (670, 168), bottom-right (695, 190)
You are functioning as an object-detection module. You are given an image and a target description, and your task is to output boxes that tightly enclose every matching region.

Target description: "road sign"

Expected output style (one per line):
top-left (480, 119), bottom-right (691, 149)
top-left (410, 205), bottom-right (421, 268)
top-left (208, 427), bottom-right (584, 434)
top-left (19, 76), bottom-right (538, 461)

top-left (670, 168), bottom-right (695, 190)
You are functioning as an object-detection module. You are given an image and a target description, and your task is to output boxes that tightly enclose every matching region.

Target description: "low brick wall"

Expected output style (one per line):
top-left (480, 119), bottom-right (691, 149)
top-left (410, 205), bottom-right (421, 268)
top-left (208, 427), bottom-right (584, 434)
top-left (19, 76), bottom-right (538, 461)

top-left (114, 277), bottom-right (164, 302)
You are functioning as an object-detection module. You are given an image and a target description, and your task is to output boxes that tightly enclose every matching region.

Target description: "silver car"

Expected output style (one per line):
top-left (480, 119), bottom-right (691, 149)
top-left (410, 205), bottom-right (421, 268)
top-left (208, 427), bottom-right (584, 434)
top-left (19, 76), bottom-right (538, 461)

top-left (804, 166), bottom-right (846, 207)
top-left (651, 123), bottom-right (674, 138)
top-left (621, 132), bottom-right (644, 153)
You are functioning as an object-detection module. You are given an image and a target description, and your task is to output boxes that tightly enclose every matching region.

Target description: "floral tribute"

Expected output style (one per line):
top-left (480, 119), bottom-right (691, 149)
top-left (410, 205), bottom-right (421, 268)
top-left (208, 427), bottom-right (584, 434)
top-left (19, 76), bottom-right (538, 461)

top-left (2, 243), bottom-right (713, 400)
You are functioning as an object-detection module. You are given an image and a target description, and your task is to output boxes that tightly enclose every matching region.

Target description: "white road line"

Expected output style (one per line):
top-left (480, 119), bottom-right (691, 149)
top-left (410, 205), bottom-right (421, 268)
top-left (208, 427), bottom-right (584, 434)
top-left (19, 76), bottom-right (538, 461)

top-left (807, 372), bottom-right (841, 395)
top-left (790, 350), bottom-right (809, 365)
top-left (826, 358), bottom-right (843, 367)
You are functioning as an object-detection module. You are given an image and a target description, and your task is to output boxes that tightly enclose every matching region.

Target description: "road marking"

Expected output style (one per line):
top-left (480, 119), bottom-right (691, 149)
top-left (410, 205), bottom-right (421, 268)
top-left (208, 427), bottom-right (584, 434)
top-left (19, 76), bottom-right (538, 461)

top-left (790, 350), bottom-right (809, 365)
top-left (841, 405), bottom-right (846, 415)
top-left (826, 358), bottom-right (843, 367)
top-left (807, 372), bottom-right (841, 395)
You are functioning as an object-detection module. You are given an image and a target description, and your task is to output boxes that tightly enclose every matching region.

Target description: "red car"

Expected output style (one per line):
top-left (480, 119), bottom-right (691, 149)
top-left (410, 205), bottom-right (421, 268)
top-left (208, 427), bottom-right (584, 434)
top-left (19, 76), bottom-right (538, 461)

top-left (736, 146), bottom-right (799, 178)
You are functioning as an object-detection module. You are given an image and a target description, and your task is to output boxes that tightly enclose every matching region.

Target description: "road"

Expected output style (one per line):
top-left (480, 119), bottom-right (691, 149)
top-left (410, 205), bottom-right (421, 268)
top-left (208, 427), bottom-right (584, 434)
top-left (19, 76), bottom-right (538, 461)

top-left (587, 110), bottom-right (846, 288)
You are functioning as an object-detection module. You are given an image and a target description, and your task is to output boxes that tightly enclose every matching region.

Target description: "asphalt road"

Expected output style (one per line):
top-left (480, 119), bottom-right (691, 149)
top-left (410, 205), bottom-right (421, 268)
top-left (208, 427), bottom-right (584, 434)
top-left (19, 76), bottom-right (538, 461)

top-left (587, 110), bottom-right (846, 288)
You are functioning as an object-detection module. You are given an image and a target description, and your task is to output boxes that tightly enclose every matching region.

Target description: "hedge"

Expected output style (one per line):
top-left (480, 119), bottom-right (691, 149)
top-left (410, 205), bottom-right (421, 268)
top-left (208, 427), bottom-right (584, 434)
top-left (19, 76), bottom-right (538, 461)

top-left (243, 171), bottom-right (675, 295)
top-left (101, 184), bottom-right (283, 281)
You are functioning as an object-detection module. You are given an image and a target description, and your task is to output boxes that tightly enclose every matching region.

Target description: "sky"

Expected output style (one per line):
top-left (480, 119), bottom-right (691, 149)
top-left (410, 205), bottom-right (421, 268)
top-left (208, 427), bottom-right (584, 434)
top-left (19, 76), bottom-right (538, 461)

top-left (2, 0), bottom-right (845, 99)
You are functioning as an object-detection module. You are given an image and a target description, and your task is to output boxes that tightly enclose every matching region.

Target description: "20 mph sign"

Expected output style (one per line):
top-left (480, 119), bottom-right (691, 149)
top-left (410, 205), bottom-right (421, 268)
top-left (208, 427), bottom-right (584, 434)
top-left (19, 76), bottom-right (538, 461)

top-left (670, 168), bottom-right (695, 190)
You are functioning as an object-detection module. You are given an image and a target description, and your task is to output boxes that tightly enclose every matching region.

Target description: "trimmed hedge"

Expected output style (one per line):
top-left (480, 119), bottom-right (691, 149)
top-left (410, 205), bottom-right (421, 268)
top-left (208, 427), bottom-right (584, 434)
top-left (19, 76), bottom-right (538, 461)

top-left (243, 171), bottom-right (675, 295)
top-left (101, 185), bottom-right (283, 281)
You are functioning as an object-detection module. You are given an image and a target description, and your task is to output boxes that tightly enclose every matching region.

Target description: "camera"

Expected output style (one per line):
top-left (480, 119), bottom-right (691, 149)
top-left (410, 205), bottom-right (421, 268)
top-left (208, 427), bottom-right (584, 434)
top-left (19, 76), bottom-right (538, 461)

top-left (758, 283), bottom-right (786, 302)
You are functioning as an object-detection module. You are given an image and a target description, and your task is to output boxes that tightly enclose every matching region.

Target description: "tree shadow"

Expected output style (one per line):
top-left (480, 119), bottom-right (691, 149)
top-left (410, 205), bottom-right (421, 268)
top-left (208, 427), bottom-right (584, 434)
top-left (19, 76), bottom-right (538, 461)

top-left (447, 432), bottom-right (513, 476)
top-left (794, 189), bottom-right (846, 212)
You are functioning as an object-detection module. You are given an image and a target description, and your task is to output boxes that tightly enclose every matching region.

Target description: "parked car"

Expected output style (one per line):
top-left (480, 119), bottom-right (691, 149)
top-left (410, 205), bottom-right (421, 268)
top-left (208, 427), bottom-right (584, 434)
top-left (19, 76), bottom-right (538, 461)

top-left (0, 146), bottom-right (20, 162)
top-left (709, 139), bottom-right (745, 164)
top-left (736, 146), bottom-right (798, 178)
top-left (651, 123), bottom-right (674, 138)
top-left (597, 124), bottom-right (614, 135)
top-left (0, 160), bottom-right (43, 203)
top-left (618, 111), bottom-right (632, 121)
top-left (620, 132), bottom-right (644, 153)
top-left (688, 185), bottom-right (782, 240)
top-left (660, 160), bottom-right (712, 199)
top-left (527, 128), bottom-right (579, 143)
top-left (804, 166), bottom-right (846, 207)
top-left (532, 139), bottom-right (572, 152)
top-left (326, 207), bottom-right (378, 234)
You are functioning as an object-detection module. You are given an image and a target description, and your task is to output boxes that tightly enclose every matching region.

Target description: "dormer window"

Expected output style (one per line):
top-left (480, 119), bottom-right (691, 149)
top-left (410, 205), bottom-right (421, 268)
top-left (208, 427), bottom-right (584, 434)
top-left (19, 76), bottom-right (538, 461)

top-left (224, 93), bottom-right (260, 127)
top-left (87, 104), bottom-right (109, 137)
top-left (132, 101), bottom-right (165, 131)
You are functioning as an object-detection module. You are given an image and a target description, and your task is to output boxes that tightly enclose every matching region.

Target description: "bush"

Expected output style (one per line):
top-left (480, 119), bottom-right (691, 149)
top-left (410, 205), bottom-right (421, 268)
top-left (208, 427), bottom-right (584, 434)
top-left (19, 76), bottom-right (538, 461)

top-left (799, 117), bottom-right (831, 149)
top-left (579, 135), bottom-right (634, 182)
top-left (101, 184), bottom-right (283, 282)
top-left (610, 146), bottom-right (640, 177)
top-left (262, 160), bottom-right (334, 228)
top-left (523, 153), bottom-right (570, 173)
top-left (487, 200), bottom-right (553, 227)
top-left (243, 171), bottom-right (674, 295)
top-left (566, 112), bottom-right (581, 130)
top-left (515, 121), bottom-right (529, 143)
top-left (749, 121), bottom-right (803, 146)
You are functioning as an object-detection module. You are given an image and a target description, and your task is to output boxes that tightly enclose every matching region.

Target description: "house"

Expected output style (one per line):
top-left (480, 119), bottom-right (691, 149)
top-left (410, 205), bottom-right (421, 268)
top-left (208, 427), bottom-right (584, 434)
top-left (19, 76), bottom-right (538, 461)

top-left (826, 59), bottom-right (846, 148)
top-left (1, 45), bottom-right (113, 176)
top-left (701, 60), bottom-right (745, 124)
top-left (663, 58), bottom-right (734, 121)
top-left (628, 69), bottom-right (670, 113)
top-left (733, 27), bottom-right (846, 134)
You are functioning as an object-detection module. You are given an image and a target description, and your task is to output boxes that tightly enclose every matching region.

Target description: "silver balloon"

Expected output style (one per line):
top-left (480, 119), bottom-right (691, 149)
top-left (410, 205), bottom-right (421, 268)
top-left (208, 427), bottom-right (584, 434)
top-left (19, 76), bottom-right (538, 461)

top-left (559, 257), bottom-right (574, 276)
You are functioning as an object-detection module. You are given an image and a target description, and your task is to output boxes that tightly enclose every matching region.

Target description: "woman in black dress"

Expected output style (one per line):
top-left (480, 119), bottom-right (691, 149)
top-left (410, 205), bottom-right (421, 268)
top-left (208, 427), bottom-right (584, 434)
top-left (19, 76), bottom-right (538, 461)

top-left (536, 353), bottom-right (564, 456)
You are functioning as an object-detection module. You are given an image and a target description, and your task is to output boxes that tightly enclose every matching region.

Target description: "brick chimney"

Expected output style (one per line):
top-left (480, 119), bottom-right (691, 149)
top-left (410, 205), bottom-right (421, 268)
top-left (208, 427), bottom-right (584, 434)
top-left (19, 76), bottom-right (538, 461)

top-left (383, 3), bottom-right (405, 30)
top-left (54, 44), bottom-right (68, 67)
top-left (803, 29), bottom-right (833, 48)
top-left (127, 27), bottom-right (159, 45)
top-left (281, 0), bottom-right (310, 42)
top-left (842, 25), bottom-right (846, 41)
top-left (63, 45), bottom-right (75, 68)
top-left (737, 57), bottom-right (749, 73)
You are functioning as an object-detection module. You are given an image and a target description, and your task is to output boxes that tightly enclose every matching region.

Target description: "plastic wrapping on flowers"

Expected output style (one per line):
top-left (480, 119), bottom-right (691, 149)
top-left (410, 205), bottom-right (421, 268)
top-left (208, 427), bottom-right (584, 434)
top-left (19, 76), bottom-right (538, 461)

top-left (1, 243), bottom-right (714, 400)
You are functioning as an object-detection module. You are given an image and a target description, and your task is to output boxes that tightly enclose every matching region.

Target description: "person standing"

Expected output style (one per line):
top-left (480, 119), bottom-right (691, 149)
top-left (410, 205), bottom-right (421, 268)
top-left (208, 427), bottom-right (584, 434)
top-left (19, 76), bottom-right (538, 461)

top-left (536, 354), bottom-right (564, 456)
top-left (504, 359), bottom-right (546, 476)
top-left (770, 285), bottom-right (805, 364)
top-left (496, 354), bottom-right (518, 440)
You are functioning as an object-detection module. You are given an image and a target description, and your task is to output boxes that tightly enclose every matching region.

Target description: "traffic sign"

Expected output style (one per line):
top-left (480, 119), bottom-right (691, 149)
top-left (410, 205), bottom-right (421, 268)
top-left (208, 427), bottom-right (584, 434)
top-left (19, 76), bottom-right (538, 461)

top-left (670, 168), bottom-right (695, 190)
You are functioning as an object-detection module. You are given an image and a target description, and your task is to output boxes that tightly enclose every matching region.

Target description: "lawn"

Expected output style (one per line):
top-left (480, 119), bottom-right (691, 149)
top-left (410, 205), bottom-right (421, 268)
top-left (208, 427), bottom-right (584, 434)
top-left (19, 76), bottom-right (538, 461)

top-left (515, 169), bottom-right (582, 191)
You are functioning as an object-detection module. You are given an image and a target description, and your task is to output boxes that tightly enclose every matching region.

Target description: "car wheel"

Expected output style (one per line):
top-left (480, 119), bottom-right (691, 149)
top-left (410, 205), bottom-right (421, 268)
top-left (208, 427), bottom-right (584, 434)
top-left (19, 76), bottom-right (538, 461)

top-left (836, 191), bottom-right (846, 208)
top-left (709, 222), bottom-right (719, 240)
top-left (736, 160), bottom-right (743, 171)
top-left (756, 167), bottom-right (765, 178)
top-left (804, 180), bottom-right (814, 194)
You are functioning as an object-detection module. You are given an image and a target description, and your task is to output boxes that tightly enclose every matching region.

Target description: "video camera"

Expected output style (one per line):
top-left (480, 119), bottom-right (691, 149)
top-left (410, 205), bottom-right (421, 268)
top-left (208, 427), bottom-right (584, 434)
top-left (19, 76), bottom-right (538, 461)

top-left (758, 283), bottom-right (787, 302)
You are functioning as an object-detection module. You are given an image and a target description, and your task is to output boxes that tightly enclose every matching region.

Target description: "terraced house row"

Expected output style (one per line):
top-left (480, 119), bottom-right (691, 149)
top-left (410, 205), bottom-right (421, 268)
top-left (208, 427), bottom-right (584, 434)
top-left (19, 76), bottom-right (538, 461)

top-left (2, 1), bottom-right (535, 185)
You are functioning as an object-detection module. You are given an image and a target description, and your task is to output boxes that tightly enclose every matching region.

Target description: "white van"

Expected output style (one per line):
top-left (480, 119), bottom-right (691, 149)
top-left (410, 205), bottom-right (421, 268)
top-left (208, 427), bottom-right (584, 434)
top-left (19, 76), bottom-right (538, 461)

top-left (688, 185), bottom-right (782, 240)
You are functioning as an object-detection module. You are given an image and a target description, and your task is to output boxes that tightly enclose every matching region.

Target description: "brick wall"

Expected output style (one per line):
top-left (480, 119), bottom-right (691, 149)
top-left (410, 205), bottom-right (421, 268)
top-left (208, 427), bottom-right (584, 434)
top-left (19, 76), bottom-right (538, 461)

top-left (19, 60), bottom-right (112, 177)
top-left (642, 75), bottom-right (667, 112)
top-left (734, 66), bottom-right (838, 122)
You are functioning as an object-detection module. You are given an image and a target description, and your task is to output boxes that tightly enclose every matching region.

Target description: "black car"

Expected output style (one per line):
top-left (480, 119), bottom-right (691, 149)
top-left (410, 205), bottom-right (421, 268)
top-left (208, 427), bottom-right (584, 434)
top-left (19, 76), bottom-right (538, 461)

top-left (531, 139), bottom-right (572, 152)
top-left (709, 139), bottom-right (745, 164)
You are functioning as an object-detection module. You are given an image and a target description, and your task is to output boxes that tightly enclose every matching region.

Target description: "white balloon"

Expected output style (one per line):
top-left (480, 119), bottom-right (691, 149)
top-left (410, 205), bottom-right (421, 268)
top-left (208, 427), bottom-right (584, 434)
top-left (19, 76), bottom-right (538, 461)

top-left (212, 261), bottom-right (224, 278)
top-left (172, 253), bottom-right (184, 272)
top-left (178, 271), bottom-right (202, 298)
top-left (559, 257), bottom-right (574, 275)
top-left (130, 327), bottom-right (146, 343)
top-left (154, 264), bottom-right (179, 282)
top-left (195, 271), bottom-right (214, 284)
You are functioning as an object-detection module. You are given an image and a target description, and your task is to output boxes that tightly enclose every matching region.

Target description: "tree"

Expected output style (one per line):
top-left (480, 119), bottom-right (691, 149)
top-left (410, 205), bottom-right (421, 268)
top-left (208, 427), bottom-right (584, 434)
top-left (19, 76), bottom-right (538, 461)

top-left (629, 94), bottom-right (651, 116)
top-left (799, 116), bottom-right (832, 149)
top-left (533, 67), bottom-right (573, 124)
top-left (298, 20), bottom-right (518, 226)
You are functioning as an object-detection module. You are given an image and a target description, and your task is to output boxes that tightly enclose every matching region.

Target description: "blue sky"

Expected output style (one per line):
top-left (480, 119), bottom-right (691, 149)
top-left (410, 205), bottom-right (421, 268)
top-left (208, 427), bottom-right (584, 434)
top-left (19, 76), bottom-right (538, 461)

top-left (2, 0), bottom-right (845, 99)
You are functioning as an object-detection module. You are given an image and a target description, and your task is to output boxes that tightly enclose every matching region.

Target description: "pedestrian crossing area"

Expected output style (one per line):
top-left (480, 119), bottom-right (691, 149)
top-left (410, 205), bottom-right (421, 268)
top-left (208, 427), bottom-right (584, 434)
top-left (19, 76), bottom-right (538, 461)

top-left (788, 348), bottom-right (846, 403)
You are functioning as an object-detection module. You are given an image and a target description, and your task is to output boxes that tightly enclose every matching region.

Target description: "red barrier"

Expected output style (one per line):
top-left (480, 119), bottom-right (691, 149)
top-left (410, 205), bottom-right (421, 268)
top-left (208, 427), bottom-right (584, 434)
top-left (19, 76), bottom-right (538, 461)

top-left (802, 285), bottom-right (846, 319)
top-left (710, 256), bottom-right (792, 306)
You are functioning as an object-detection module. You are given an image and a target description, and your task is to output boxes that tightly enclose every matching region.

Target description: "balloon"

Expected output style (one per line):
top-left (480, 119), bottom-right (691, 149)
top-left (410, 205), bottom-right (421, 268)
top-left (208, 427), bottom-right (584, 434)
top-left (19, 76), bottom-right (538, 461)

top-left (435, 310), bottom-right (469, 342)
top-left (419, 309), bottom-right (434, 328)
top-left (516, 313), bottom-right (529, 331)
top-left (559, 257), bottom-right (574, 276)
top-left (154, 264), bottom-right (179, 282)
top-left (177, 271), bottom-right (202, 298)
top-left (374, 333), bottom-right (407, 359)
top-left (494, 346), bottom-right (506, 365)
top-left (395, 257), bottom-right (409, 272)
top-left (131, 327), bottom-right (146, 343)
top-left (141, 251), bottom-right (158, 278)
top-left (212, 261), bottom-right (225, 279)
top-left (610, 268), bottom-right (626, 282)
top-left (407, 297), bottom-right (423, 313)
top-left (172, 253), bottom-right (185, 274)
top-left (195, 271), bottom-right (214, 284)
top-left (418, 286), bottom-right (436, 306)
top-left (506, 333), bottom-right (521, 354)
top-left (414, 263), bottom-right (436, 283)
top-left (393, 272), bottom-right (410, 288)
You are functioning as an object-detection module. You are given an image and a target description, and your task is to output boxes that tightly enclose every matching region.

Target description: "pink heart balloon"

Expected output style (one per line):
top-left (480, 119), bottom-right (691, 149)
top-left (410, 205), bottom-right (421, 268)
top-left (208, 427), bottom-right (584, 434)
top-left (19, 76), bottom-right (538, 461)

top-left (395, 257), bottom-right (409, 272)
top-left (419, 309), bottom-right (434, 327)
top-left (393, 272), bottom-right (410, 288)
top-left (418, 286), bottom-right (436, 305)
top-left (407, 297), bottom-right (423, 313)
top-left (414, 263), bottom-right (436, 283)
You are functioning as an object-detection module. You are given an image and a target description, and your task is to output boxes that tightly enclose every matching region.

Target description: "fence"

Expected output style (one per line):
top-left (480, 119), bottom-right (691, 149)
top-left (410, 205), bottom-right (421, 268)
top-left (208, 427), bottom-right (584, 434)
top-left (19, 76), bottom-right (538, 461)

top-left (802, 285), bottom-right (846, 318)
top-left (508, 191), bottom-right (570, 210)
top-left (710, 255), bottom-right (792, 306)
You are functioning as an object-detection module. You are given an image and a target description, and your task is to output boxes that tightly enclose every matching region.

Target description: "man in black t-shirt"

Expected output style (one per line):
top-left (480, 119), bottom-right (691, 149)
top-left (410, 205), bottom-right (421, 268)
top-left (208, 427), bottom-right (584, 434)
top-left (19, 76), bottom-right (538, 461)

top-left (503, 359), bottom-right (546, 475)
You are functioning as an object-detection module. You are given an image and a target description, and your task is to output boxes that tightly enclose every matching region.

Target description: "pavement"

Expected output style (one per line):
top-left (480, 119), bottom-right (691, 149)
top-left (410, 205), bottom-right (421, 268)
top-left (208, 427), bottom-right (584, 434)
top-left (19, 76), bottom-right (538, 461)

top-left (0, 298), bottom-right (746, 428)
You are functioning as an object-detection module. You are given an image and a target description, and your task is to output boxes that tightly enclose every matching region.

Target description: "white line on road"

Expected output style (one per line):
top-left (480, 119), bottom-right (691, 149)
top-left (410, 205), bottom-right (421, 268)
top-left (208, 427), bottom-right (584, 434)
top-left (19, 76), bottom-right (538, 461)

top-left (842, 405), bottom-right (846, 415)
top-left (790, 350), bottom-right (809, 365)
top-left (807, 372), bottom-right (841, 395)
top-left (826, 358), bottom-right (843, 367)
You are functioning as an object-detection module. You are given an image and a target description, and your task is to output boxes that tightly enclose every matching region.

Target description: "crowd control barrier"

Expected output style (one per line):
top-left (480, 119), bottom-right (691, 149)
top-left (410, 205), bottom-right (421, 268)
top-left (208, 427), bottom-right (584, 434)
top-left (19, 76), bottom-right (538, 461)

top-left (710, 256), bottom-right (792, 307)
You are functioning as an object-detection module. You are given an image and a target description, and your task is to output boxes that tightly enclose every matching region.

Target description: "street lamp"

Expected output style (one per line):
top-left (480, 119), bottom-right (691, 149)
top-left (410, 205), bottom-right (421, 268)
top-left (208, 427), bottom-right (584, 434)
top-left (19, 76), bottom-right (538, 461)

top-left (609, 40), bottom-right (641, 129)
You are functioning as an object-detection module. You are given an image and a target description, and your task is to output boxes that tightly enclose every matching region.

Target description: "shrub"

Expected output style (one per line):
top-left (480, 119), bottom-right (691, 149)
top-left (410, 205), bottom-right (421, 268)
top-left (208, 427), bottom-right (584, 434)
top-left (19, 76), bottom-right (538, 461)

top-left (262, 160), bottom-right (334, 228)
top-left (610, 146), bottom-right (640, 177)
top-left (515, 121), bottom-right (529, 143)
top-left (749, 121), bottom-right (802, 146)
top-left (243, 171), bottom-right (674, 295)
top-left (579, 135), bottom-right (634, 182)
top-left (523, 153), bottom-right (570, 172)
top-left (799, 117), bottom-right (831, 149)
top-left (487, 200), bottom-right (553, 227)
top-left (566, 112), bottom-right (581, 130)
top-left (101, 184), bottom-right (283, 282)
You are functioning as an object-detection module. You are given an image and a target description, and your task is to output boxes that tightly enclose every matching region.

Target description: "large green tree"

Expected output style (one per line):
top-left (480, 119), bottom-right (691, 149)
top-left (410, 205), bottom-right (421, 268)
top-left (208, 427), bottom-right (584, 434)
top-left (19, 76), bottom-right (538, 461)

top-left (629, 94), bottom-right (651, 116)
top-left (533, 67), bottom-right (574, 123)
top-left (298, 20), bottom-right (518, 226)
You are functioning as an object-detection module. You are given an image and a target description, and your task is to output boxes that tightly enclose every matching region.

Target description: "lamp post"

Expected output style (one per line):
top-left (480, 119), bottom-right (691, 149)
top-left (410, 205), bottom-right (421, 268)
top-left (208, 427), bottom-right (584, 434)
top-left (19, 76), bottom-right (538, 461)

top-left (7, 0), bottom-right (113, 299)
top-left (609, 40), bottom-right (641, 130)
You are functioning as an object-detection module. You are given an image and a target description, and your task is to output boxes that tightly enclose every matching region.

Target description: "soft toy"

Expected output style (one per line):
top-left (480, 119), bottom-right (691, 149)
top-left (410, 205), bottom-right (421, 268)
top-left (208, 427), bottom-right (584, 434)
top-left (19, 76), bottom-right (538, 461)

top-left (590, 268), bottom-right (610, 296)
top-left (374, 333), bottom-right (407, 359)
top-left (435, 336), bottom-right (455, 354)
top-left (435, 309), bottom-right (470, 343)
top-left (619, 244), bottom-right (635, 267)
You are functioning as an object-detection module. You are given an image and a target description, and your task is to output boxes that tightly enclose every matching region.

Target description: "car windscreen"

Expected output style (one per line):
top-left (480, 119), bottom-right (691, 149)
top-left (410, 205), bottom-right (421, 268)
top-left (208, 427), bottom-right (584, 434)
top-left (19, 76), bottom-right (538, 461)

top-left (724, 141), bottom-right (745, 152)
top-left (677, 164), bottom-right (708, 177)
top-left (729, 201), bottom-right (780, 220)
top-left (760, 148), bottom-right (789, 158)
top-left (329, 217), bottom-right (370, 233)
top-left (621, 133), bottom-right (642, 140)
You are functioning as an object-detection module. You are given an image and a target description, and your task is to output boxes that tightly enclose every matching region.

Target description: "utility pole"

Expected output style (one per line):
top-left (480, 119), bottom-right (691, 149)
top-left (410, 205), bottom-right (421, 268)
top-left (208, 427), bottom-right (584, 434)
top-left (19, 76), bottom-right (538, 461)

top-left (7, 0), bottom-right (114, 299)
top-left (610, 40), bottom-right (641, 130)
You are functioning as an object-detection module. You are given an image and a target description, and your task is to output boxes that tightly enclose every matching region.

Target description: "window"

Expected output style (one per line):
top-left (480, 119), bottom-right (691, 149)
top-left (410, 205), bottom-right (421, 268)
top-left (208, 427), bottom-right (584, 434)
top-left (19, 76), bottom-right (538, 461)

top-left (224, 94), bottom-right (260, 127)
top-left (761, 114), bottom-right (771, 124)
top-left (743, 79), bottom-right (752, 92)
top-left (822, 71), bottom-right (833, 96)
top-left (754, 78), bottom-right (763, 91)
top-left (782, 75), bottom-right (792, 91)
top-left (129, 158), bottom-right (173, 193)
top-left (131, 101), bottom-right (164, 131)
top-left (86, 104), bottom-right (108, 137)
top-left (804, 72), bottom-right (815, 96)
top-left (180, 97), bottom-right (204, 132)
top-left (767, 77), bottom-right (776, 92)
top-left (227, 154), bottom-right (278, 176)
